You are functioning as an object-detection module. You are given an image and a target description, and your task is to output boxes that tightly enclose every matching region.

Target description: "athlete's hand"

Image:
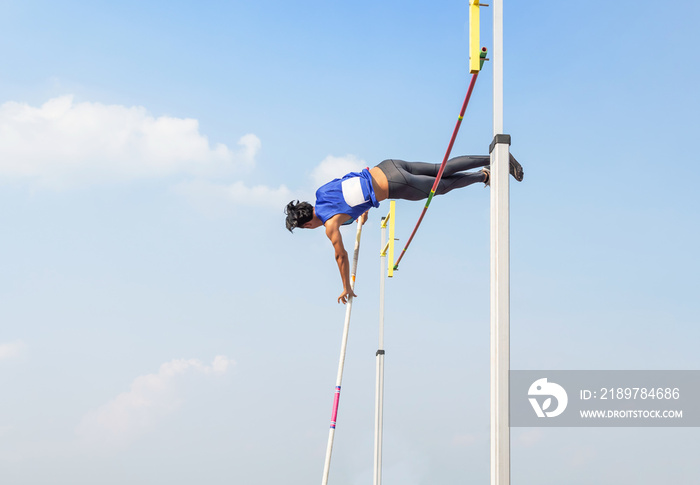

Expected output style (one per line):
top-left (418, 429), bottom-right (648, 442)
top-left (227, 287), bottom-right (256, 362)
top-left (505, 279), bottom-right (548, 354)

top-left (358, 211), bottom-right (368, 226)
top-left (337, 288), bottom-right (357, 305)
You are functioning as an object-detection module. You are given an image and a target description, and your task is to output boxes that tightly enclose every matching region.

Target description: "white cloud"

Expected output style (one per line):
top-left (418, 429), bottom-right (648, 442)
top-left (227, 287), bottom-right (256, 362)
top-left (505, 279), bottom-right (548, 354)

top-left (174, 153), bottom-right (368, 215)
top-left (174, 179), bottom-right (293, 214)
top-left (513, 428), bottom-right (544, 447)
top-left (236, 133), bottom-right (261, 167)
top-left (451, 432), bottom-right (480, 447)
top-left (0, 95), bottom-right (371, 214)
top-left (75, 356), bottom-right (231, 448)
top-left (0, 340), bottom-right (25, 360)
top-left (0, 96), bottom-right (258, 188)
top-left (310, 154), bottom-right (366, 186)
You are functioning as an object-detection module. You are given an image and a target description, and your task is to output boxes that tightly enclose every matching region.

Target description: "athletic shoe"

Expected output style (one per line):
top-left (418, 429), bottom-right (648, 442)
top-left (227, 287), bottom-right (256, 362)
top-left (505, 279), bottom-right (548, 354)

top-left (482, 167), bottom-right (490, 187)
top-left (509, 153), bottom-right (524, 181)
top-left (483, 155), bottom-right (524, 183)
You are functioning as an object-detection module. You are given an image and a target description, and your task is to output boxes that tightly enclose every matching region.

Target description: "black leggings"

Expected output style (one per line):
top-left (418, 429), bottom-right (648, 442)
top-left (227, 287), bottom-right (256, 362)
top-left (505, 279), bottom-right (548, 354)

top-left (376, 156), bottom-right (488, 201)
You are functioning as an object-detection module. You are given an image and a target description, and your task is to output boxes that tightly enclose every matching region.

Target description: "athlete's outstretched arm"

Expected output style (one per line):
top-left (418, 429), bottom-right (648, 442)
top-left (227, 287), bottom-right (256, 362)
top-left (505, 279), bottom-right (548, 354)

top-left (325, 217), bottom-right (356, 304)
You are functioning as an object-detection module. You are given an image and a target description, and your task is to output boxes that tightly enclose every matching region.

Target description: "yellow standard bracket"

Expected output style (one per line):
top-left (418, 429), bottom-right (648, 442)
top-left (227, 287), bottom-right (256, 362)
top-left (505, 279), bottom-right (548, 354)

top-left (380, 201), bottom-right (396, 277)
top-left (469, 1), bottom-right (488, 73)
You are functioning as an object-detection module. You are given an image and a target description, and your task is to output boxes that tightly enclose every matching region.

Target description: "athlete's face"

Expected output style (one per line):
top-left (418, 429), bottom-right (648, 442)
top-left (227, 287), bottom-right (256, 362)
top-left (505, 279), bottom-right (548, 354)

top-left (302, 217), bottom-right (323, 229)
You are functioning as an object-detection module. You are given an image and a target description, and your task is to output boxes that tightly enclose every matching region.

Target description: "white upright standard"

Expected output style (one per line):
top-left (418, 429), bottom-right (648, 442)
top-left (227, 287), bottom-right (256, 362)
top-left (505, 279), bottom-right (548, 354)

top-left (374, 217), bottom-right (387, 485)
top-left (489, 1), bottom-right (511, 485)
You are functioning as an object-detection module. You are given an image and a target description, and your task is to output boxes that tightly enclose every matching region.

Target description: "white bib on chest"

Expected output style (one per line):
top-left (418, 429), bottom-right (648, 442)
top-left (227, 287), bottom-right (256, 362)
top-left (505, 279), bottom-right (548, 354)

top-left (341, 177), bottom-right (367, 207)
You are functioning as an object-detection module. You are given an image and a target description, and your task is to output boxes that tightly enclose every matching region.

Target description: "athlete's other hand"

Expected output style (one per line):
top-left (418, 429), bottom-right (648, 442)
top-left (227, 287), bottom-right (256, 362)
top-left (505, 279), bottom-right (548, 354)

top-left (358, 211), bottom-right (368, 226)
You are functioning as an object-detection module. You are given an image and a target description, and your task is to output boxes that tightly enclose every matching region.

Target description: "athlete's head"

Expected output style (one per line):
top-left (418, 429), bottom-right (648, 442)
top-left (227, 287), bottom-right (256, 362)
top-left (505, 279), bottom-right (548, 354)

top-left (285, 200), bottom-right (315, 232)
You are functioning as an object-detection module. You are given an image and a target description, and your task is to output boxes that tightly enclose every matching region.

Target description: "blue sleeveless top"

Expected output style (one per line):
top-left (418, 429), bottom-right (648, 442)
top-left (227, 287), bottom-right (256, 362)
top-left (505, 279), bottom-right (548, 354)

top-left (315, 169), bottom-right (380, 224)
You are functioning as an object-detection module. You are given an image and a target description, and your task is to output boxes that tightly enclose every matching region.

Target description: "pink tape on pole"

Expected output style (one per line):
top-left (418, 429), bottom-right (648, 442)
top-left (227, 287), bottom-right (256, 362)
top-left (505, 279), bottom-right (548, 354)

top-left (330, 386), bottom-right (341, 428)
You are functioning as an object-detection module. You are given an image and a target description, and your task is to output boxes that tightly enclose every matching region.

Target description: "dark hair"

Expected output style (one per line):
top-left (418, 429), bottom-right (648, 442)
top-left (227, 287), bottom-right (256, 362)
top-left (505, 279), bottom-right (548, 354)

top-left (285, 200), bottom-right (314, 232)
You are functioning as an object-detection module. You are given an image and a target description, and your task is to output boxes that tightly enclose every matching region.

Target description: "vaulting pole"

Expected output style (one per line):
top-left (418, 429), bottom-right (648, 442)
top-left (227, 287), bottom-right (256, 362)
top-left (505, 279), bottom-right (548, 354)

top-left (393, 52), bottom-right (484, 271)
top-left (321, 221), bottom-right (364, 485)
top-left (490, 1), bottom-right (510, 484)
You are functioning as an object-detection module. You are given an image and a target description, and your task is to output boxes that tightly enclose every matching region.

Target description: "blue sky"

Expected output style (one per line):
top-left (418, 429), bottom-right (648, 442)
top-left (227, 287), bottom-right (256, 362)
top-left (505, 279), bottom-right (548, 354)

top-left (1, 1), bottom-right (699, 484)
